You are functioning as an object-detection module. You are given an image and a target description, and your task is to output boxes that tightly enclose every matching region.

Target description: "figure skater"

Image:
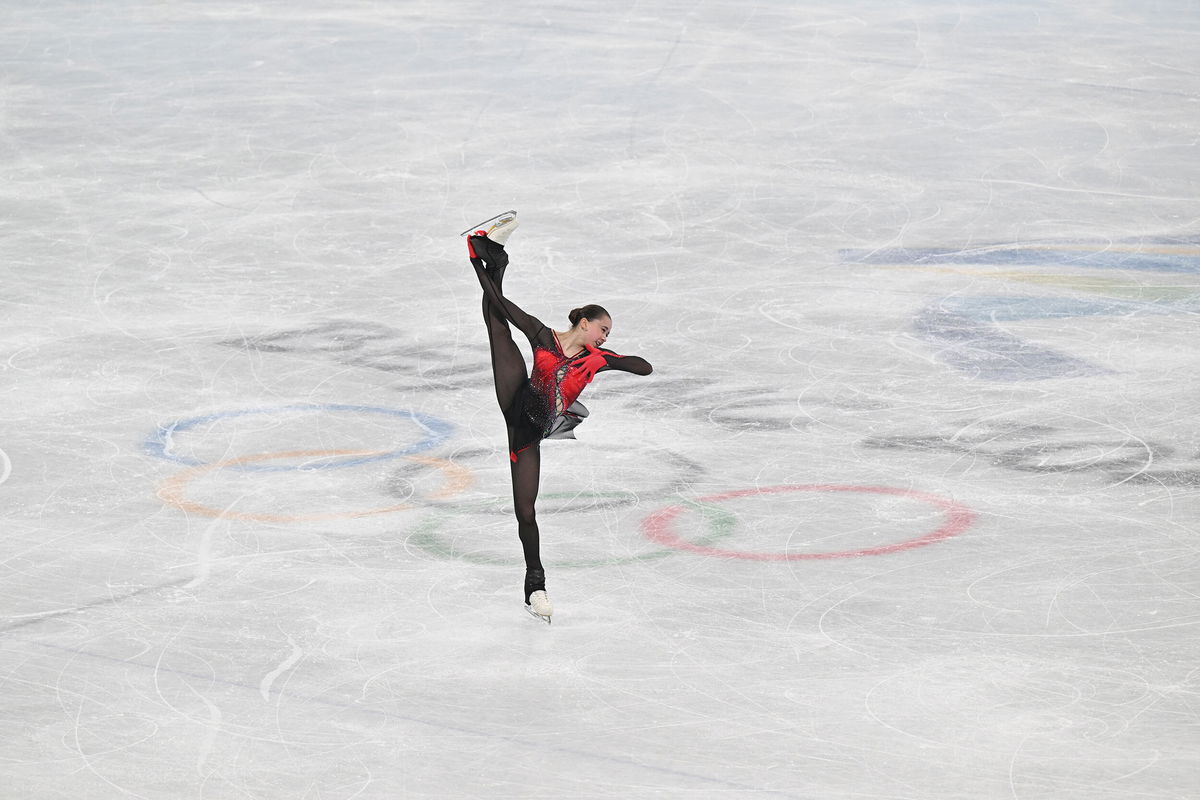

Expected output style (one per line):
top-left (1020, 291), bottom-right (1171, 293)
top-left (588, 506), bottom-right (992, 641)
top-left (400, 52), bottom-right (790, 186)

top-left (466, 213), bottom-right (653, 623)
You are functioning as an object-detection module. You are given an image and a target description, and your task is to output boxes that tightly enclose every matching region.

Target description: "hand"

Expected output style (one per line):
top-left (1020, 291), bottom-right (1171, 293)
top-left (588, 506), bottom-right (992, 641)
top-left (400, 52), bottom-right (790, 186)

top-left (571, 347), bottom-right (609, 383)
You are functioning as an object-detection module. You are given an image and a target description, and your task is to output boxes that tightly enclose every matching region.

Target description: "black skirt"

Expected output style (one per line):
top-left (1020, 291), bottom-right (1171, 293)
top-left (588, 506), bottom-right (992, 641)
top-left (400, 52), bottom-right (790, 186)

top-left (503, 381), bottom-right (590, 460)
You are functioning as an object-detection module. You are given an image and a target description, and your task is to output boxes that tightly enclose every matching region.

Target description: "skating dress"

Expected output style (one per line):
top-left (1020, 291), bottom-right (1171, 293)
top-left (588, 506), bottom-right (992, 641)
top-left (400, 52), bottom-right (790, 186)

top-left (470, 234), bottom-right (653, 461)
top-left (506, 327), bottom-right (627, 460)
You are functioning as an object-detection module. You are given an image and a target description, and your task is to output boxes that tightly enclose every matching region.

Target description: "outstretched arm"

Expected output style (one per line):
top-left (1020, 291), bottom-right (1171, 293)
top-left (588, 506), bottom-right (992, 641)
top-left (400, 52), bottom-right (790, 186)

top-left (569, 345), bottom-right (653, 382)
top-left (559, 344), bottom-right (652, 403)
top-left (595, 347), bottom-right (653, 375)
top-left (471, 260), bottom-right (546, 342)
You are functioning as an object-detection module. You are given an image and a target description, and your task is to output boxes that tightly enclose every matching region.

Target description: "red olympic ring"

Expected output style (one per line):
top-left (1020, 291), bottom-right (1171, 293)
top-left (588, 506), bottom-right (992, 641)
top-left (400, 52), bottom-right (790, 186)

top-left (642, 484), bottom-right (976, 560)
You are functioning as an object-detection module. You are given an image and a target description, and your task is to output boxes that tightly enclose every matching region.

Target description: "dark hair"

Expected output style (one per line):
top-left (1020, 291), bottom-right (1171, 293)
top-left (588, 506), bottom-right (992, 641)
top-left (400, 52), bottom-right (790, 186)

top-left (568, 304), bottom-right (610, 327)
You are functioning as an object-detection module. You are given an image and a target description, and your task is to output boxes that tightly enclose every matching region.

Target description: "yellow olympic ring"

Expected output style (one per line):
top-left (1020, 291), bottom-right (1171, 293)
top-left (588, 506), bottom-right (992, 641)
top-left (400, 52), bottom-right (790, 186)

top-left (157, 449), bottom-right (472, 522)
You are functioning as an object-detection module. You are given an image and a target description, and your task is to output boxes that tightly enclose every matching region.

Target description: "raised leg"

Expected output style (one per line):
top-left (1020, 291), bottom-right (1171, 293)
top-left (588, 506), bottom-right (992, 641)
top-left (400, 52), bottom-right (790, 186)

top-left (472, 247), bottom-right (526, 413)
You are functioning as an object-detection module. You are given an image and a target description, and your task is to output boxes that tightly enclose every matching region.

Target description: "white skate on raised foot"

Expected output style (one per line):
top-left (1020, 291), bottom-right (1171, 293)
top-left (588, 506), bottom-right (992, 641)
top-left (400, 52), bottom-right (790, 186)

top-left (525, 590), bottom-right (553, 625)
top-left (461, 210), bottom-right (519, 247)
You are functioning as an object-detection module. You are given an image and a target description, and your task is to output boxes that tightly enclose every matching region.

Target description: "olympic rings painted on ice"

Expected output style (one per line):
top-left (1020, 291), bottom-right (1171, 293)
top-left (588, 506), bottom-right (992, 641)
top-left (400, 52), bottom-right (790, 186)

top-left (158, 450), bottom-right (472, 522)
top-left (382, 444), bottom-right (708, 513)
top-left (642, 484), bottom-right (976, 560)
top-left (406, 496), bottom-right (739, 569)
top-left (145, 404), bottom-right (452, 470)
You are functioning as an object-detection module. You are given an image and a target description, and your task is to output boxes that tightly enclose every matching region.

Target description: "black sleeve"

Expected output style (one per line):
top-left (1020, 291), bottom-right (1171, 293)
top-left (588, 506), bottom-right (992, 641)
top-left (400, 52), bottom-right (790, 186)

top-left (592, 347), bottom-right (653, 376)
top-left (472, 261), bottom-right (550, 344)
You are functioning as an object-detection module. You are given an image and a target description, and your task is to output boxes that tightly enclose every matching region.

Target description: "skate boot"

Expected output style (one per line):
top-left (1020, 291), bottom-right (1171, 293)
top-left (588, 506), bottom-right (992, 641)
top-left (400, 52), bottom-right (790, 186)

top-left (464, 211), bottom-right (518, 271)
top-left (524, 568), bottom-right (553, 624)
top-left (481, 211), bottom-right (519, 246)
top-left (462, 210), bottom-right (519, 246)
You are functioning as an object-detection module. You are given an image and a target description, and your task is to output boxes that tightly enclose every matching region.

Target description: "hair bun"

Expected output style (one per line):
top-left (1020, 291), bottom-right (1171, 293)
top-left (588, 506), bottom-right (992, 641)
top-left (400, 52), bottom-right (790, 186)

top-left (568, 304), bottom-right (610, 328)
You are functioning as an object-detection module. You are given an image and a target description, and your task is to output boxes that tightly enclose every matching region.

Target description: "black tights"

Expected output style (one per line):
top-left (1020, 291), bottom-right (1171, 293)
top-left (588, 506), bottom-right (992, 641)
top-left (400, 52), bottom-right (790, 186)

top-left (472, 251), bottom-right (543, 575)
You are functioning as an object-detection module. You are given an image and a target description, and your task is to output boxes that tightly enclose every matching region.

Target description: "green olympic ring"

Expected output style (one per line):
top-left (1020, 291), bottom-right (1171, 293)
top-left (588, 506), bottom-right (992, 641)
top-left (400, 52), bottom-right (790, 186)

top-left (384, 446), bottom-right (707, 515)
top-left (406, 493), bottom-right (737, 569)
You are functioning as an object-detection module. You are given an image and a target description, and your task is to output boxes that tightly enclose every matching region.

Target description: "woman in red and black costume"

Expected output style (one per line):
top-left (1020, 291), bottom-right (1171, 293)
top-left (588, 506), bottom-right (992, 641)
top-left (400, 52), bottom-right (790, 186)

top-left (467, 229), bottom-right (653, 623)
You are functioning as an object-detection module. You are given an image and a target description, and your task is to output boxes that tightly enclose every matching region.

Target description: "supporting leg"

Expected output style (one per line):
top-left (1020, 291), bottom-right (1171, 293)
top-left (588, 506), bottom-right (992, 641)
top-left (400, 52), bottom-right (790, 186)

top-left (510, 444), bottom-right (543, 576)
top-left (512, 444), bottom-right (552, 623)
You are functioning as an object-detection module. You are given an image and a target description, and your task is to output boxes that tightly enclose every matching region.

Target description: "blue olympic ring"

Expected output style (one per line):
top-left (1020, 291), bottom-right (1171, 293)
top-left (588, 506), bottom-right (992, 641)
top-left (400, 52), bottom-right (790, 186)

top-left (144, 404), bottom-right (452, 471)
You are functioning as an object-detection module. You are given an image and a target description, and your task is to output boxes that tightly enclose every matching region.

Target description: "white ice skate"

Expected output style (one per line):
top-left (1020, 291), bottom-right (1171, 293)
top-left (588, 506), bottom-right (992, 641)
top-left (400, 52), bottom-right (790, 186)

top-left (461, 210), bottom-right (519, 247)
top-left (526, 590), bottom-right (553, 625)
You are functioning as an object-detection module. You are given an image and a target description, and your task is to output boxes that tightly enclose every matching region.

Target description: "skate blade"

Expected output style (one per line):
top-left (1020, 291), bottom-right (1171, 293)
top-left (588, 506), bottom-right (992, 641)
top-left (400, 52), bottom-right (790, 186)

top-left (460, 210), bottom-right (517, 238)
top-left (525, 605), bottom-right (552, 625)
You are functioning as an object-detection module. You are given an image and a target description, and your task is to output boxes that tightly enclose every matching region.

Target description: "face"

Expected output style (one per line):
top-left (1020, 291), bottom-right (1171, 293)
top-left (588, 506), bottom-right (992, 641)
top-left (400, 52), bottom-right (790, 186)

top-left (584, 316), bottom-right (612, 347)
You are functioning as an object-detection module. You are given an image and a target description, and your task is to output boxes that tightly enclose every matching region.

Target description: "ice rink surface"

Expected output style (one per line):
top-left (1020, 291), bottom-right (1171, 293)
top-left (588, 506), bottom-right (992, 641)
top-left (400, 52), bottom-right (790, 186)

top-left (3, 1), bottom-right (1199, 797)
